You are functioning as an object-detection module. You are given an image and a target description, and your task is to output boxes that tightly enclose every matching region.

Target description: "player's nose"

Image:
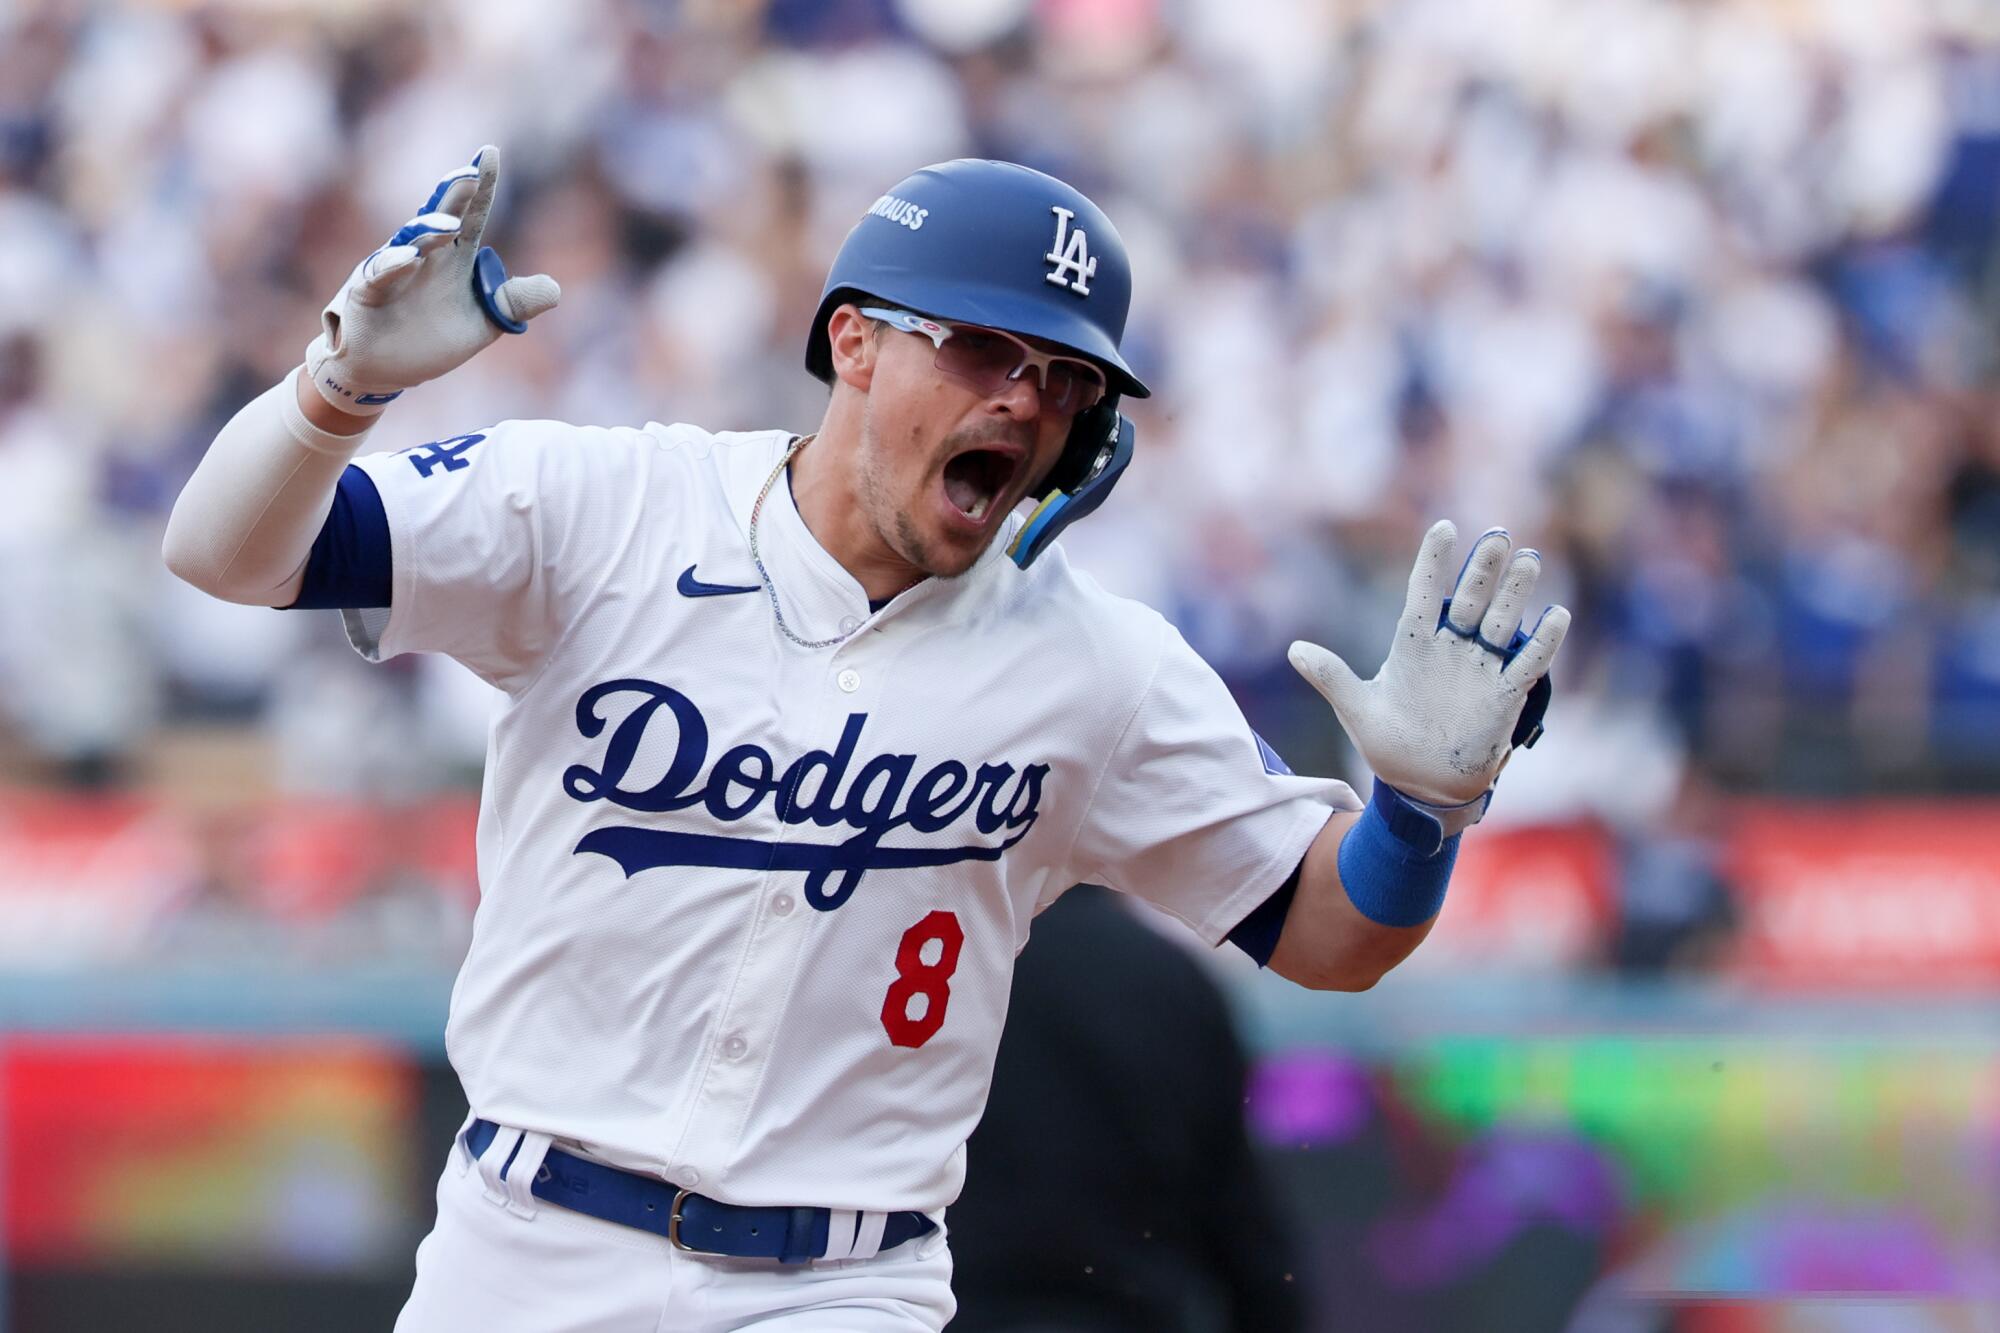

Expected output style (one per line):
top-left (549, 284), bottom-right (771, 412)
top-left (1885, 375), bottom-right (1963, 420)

top-left (988, 369), bottom-right (1042, 419)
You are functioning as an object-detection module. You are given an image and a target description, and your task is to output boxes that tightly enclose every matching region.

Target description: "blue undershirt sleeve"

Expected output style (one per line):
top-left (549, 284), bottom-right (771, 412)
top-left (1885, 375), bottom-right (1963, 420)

top-left (286, 464), bottom-right (393, 610)
top-left (1225, 860), bottom-right (1302, 967)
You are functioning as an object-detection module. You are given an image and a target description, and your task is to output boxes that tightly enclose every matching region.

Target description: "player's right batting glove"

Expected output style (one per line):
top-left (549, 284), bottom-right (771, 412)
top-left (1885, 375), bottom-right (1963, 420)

top-left (1289, 522), bottom-right (1570, 841)
top-left (304, 144), bottom-right (560, 416)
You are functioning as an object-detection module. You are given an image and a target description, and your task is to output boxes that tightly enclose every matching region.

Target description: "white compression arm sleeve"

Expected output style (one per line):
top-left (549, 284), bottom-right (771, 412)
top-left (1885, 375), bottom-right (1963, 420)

top-left (162, 368), bottom-right (377, 607)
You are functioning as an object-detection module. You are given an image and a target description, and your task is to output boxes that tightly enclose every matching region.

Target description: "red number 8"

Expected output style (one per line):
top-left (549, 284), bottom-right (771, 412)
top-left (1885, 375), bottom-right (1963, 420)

top-left (880, 910), bottom-right (964, 1048)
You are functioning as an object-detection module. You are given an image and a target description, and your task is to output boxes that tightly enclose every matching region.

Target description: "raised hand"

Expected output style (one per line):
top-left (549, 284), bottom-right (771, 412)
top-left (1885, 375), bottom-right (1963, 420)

top-left (304, 145), bottom-right (560, 416)
top-left (1289, 521), bottom-right (1568, 811)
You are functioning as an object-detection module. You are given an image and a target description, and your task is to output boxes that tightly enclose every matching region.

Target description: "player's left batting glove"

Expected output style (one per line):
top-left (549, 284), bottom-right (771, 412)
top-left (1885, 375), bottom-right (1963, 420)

top-left (304, 144), bottom-right (560, 416)
top-left (1289, 522), bottom-right (1570, 848)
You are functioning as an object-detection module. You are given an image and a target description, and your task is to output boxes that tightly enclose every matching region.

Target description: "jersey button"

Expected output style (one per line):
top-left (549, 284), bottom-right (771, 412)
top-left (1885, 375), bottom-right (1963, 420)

top-left (836, 669), bottom-right (861, 693)
top-left (680, 1167), bottom-right (702, 1187)
top-left (772, 892), bottom-right (795, 917)
top-left (838, 615), bottom-right (860, 635)
top-left (722, 1034), bottom-right (749, 1061)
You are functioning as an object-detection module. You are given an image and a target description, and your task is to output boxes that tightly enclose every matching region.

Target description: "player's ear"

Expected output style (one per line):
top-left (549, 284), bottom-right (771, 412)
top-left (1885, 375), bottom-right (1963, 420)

top-left (826, 304), bottom-right (878, 392)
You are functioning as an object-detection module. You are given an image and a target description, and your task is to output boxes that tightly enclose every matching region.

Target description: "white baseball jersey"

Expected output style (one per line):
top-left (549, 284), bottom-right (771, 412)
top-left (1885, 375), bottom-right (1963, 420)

top-left (342, 421), bottom-right (1356, 1214)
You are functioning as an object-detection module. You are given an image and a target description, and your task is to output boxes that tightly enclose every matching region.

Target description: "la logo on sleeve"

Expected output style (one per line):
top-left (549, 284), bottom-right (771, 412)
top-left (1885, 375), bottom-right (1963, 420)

top-left (1044, 206), bottom-right (1097, 296)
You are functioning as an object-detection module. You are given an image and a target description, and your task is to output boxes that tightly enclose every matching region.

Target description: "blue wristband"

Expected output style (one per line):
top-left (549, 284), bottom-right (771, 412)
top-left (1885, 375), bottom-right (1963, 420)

top-left (1336, 780), bottom-right (1463, 928)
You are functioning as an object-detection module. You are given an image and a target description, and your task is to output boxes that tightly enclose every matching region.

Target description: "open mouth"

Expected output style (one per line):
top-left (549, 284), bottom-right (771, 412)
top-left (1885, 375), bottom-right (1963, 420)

top-left (942, 448), bottom-right (1020, 524)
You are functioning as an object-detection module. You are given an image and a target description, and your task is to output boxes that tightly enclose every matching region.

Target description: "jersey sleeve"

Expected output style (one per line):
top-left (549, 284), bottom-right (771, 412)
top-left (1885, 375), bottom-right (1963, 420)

top-left (340, 420), bottom-right (637, 692)
top-left (1065, 622), bottom-right (1361, 945)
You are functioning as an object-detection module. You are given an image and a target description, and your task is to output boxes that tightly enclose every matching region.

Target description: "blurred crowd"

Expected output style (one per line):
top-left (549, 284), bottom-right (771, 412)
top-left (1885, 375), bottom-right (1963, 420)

top-left (6, 0), bottom-right (2000, 831)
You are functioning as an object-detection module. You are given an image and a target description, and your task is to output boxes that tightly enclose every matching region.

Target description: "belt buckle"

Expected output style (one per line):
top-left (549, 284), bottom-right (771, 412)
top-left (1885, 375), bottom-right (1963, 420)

top-left (666, 1188), bottom-right (696, 1252)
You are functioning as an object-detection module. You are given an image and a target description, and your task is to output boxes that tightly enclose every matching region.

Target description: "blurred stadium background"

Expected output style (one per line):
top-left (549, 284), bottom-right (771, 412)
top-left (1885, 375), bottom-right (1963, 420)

top-left (5, 0), bottom-right (2000, 1329)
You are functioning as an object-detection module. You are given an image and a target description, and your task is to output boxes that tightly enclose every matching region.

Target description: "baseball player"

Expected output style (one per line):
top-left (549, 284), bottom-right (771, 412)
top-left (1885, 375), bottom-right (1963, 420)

top-left (163, 148), bottom-right (1567, 1332)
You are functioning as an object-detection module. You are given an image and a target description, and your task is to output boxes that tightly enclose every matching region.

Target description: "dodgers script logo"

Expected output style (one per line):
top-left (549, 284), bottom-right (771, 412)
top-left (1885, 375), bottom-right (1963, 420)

top-left (563, 680), bottom-right (1049, 911)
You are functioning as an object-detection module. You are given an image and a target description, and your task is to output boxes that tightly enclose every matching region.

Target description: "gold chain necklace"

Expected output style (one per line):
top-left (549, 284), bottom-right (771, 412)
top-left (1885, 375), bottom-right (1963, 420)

top-left (747, 435), bottom-right (862, 650)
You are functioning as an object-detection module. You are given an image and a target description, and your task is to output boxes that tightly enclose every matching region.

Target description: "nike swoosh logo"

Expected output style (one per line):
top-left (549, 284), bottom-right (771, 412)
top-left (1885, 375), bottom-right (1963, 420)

top-left (677, 565), bottom-right (760, 598)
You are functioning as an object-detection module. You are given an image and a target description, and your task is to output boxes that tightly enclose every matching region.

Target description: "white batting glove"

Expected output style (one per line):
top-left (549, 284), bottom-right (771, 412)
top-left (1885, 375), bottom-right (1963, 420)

top-left (1290, 521), bottom-right (1570, 827)
top-left (304, 144), bottom-right (561, 416)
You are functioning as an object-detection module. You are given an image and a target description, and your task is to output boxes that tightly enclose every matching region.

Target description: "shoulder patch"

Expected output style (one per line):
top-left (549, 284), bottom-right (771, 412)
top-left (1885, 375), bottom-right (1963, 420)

top-left (399, 433), bottom-right (488, 478)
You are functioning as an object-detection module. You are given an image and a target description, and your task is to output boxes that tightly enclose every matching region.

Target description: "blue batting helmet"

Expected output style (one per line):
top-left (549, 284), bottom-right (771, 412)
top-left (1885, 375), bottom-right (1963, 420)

top-left (805, 159), bottom-right (1150, 400)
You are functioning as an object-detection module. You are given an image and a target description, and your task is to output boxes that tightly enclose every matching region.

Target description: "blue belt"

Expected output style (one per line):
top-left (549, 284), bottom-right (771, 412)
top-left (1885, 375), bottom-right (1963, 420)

top-left (464, 1118), bottom-right (935, 1265)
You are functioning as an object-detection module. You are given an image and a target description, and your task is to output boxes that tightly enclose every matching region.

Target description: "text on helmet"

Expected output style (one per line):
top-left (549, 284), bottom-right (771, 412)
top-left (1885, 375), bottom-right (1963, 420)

top-left (868, 194), bottom-right (929, 231)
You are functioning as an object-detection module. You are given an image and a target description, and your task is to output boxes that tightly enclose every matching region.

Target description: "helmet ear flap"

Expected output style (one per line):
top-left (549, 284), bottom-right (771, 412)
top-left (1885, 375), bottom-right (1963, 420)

top-left (1040, 400), bottom-right (1118, 496)
top-left (1008, 402), bottom-right (1134, 569)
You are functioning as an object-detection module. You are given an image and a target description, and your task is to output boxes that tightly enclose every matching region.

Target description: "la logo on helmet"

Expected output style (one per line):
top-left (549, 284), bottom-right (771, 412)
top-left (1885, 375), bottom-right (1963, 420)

top-left (1044, 206), bottom-right (1097, 296)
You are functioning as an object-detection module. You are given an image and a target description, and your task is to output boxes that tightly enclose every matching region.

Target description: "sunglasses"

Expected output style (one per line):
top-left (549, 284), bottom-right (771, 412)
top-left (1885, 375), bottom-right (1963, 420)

top-left (860, 306), bottom-right (1108, 416)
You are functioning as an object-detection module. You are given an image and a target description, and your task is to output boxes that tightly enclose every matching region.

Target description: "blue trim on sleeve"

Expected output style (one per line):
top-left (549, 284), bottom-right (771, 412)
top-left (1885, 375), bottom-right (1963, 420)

top-left (287, 465), bottom-right (392, 610)
top-left (1336, 780), bottom-right (1460, 928)
top-left (1225, 859), bottom-right (1302, 967)
top-left (1252, 730), bottom-right (1293, 776)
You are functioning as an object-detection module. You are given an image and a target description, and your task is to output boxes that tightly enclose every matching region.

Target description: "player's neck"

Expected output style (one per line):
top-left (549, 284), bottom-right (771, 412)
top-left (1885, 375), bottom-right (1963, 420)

top-left (786, 430), bottom-right (926, 603)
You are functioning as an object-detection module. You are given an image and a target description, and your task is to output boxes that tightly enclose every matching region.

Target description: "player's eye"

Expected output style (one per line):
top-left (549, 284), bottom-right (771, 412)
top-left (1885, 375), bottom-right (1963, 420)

top-left (1044, 360), bottom-right (1105, 413)
top-left (946, 330), bottom-right (1013, 366)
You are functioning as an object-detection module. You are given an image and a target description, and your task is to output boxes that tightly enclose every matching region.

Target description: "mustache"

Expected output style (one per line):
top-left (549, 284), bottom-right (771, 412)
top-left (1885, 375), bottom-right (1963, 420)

top-left (938, 421), bottom-right (1035, 458)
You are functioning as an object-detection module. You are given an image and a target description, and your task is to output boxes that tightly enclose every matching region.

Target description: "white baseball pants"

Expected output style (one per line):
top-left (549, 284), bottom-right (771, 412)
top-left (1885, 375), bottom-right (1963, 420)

top-left (392, 1124), bottom-right (956, 1332)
